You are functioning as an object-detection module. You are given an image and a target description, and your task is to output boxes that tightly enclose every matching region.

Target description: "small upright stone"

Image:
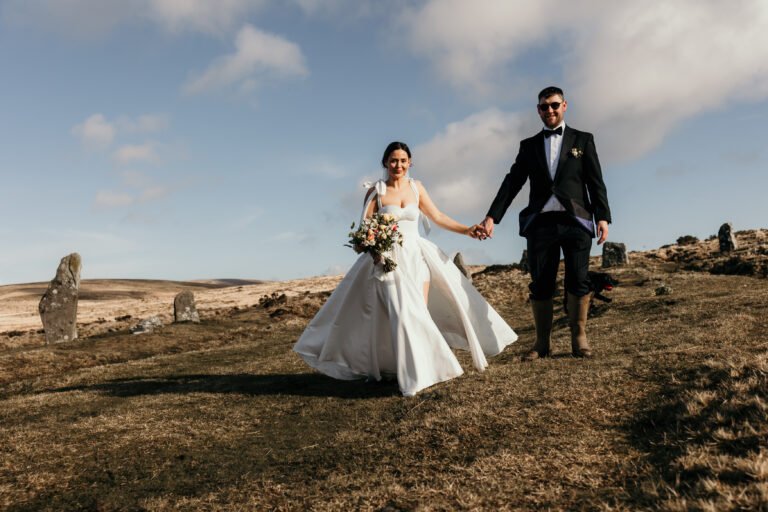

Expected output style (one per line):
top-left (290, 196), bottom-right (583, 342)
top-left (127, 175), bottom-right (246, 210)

top-left (718, 223), bottom-right (738, 252)
top-left (38, 253), bottom-right (81, 344)
top-left (519, 250), bottom-right (529, 273)
top-left (602, 242), bottom-right (628, 268)
top-left (131, 316), bottom-right (164, 334)
top-left (174, 291), bottom-right (200, 323)
top-left (453, 252), bottom-right (471, 282)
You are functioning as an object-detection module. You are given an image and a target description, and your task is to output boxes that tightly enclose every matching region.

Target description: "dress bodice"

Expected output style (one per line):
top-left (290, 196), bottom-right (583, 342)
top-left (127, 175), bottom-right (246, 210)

top-left (379, 203), bottom-right (420, 221)
top-left (379, 203), bottom-right (420, 237)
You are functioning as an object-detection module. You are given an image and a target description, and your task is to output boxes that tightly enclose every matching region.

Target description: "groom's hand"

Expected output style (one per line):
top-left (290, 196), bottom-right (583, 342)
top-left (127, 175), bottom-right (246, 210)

top-left (479, 216), bottom-right (495, 239)
top-left (596, 220), bottom-right (609, 245)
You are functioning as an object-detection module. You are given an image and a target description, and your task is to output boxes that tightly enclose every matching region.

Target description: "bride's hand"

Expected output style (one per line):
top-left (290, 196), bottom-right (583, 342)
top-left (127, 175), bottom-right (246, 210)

top-left (467, 225), bottom-right (484, 239)
top-left (371, 252), bottom-right (383, 265)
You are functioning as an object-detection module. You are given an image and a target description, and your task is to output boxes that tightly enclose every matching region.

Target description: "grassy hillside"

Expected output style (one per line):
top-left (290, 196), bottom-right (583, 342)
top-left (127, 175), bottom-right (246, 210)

top-left (1, 232), bottom-right (766, 511)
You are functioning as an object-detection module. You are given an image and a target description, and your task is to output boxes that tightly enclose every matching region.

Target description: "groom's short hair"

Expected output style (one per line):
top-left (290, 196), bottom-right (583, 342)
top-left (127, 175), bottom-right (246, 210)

top-left (538, 86), bottom-right (564, 101)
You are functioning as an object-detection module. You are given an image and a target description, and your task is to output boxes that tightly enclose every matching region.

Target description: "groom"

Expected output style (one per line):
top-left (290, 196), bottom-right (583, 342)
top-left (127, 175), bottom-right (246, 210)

top-left (479, 86), bottom-right (611, 360)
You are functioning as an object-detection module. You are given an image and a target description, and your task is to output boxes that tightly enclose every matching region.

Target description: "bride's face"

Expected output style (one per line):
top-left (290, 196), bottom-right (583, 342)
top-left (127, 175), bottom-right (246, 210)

top-left (385, 149), bottom-right (411, 179)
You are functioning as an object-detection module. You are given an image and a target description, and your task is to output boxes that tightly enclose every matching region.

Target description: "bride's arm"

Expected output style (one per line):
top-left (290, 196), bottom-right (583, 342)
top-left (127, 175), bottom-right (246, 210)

top-left (415, 181), bottom-right (474, 236)
top-left (363, 188), bottom-right (377, 219)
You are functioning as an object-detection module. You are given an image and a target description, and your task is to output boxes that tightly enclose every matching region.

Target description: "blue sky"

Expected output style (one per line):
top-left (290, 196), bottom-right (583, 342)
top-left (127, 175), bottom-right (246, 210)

top-left (1, 1), bottom-right (767, 284)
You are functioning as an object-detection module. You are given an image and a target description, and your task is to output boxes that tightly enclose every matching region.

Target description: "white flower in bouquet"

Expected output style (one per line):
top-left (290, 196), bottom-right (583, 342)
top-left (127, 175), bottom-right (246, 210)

top-left (346, 212), bottom-right (404, 272)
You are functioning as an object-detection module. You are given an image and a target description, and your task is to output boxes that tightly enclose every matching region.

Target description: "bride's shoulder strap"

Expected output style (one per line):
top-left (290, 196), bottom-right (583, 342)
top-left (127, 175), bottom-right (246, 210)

top-left (361, 180), bottom-right (386, 220)
top-left (408, 178), bottom-right (432, 235)
top-left (364, 187), bottom-right (376, 205)
top-left (408, 177), bottom-right (421, 202)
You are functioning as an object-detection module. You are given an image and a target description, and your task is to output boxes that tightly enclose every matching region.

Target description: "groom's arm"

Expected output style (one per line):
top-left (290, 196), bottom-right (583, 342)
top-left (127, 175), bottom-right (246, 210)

top-left (486, 143), bottom-right (529, 225)
top-left (583, 134), bottom-right (611, 225)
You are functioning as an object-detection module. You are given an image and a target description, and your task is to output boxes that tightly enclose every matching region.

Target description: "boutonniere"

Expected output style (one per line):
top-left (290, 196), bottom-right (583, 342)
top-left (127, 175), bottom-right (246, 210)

top-left (569, 147), bottom-right (583, 158)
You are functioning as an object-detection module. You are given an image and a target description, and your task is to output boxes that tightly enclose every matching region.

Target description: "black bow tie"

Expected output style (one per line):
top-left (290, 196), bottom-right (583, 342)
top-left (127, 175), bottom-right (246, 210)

top-left (543, 126), bottom-right (563, 138)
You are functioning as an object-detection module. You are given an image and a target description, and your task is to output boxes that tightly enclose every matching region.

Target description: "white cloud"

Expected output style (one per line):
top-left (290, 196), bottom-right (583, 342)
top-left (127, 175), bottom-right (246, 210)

top-left (138, 185), bottom-right (170, 202)
top-left (71, 113), bottom-right (115, 149)
top-left (94, 178), bottom-right (170, 210)
top-left (184, 24), bottom-right (308, 95)
top-left (567, 1), bottom-right (768, 162)
top-left (94, 190), bottom-right (135, 209)
top-left (116, 114), bottom-right (169, 133)
top-left (292, 0), bottom-right (380, 18)
top-left (147, 0), bottom-right (265, 35)
top-left (1, 0), bottom-right (266, 38)
top-left (414, 108), bottom-right (529, 216)
top-left (1, 0), bottom-right (141, 39)
top-left (113, 143), bottom-right (159, 165)
top-left (402, 0), bottom-right (768, 163)
top-left (119, 169), bottom-right (153, 188)
top-left (400, 1), bottom-right (552, 97)
top-left (72, 113), bottom-right (168, 152)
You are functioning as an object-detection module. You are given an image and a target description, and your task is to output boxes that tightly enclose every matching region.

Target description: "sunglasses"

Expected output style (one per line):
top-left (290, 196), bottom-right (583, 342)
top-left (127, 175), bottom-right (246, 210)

top-left (537, 102), bottom-right (562, 111)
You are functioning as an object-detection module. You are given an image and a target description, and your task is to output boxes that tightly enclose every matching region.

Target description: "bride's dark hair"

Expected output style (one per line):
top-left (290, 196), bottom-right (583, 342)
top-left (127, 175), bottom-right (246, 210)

top-left (381, 141), bottom-right (412, 167)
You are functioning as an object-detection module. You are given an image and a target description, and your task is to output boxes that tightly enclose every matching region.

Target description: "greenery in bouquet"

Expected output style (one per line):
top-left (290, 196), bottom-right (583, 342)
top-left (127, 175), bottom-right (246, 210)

top-left (346, 213), bottom-right (404, 272)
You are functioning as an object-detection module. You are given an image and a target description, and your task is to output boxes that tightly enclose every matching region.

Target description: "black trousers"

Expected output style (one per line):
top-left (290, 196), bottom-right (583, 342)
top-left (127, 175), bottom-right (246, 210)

top-left (526, 212), bottom-right (592, 300)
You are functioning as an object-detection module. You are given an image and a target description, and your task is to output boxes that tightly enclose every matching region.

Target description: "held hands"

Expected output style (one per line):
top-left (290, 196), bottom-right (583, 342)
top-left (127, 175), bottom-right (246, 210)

top-left (467, 224), bottom-right (486, 239)
top-left (470, 216), bottom-right (494, 241)
top-left (467, 218), bottom-right (493, 240)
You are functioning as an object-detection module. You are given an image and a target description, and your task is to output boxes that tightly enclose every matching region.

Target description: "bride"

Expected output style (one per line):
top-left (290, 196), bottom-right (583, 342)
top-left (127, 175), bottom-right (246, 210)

top-left (293, 141), bottom-right (517, 396)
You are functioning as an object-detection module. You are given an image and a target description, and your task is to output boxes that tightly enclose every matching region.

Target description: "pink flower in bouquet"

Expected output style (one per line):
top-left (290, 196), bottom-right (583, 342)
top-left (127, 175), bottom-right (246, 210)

top-left (346, 212), bottom-right (404, 273)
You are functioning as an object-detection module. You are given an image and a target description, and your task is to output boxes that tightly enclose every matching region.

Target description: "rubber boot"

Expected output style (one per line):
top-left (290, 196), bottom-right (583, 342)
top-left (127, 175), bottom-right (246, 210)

top-left (567, 292), bottom-right (593, 358)
top-left (522, 298), bottom-right (553, 361)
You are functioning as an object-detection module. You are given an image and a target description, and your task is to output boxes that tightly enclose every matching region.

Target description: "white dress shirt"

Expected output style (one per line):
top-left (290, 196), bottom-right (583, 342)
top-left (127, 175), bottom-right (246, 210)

top-left (540, 121), bottom-right (567, 213)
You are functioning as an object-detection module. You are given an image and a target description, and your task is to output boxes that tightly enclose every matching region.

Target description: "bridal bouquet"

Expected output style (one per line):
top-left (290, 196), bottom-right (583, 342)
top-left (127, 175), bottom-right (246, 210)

top-left (346, 213), bottom-right (403, 272)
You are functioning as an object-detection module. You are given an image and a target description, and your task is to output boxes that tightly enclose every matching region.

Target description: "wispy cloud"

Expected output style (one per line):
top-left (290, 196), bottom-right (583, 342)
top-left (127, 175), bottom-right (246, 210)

top-left (71, 113), bottom-right (115, 150)
top-left (116, 114), bottom-right (169, 133)
top-left (72, 113), bottom-right (168, 151)
top-left (184, 24), bottom-right (308, 95)
top-left (94, 190), bottom-right (135, 209)
top-left (94, 170), bottom-right (172, 210)
top-left (2, 0), bottom-right (267, 38)
top-left (113, 143), bottom-right (160, 165)
top-left (147, 0), bottom-right (266, 35)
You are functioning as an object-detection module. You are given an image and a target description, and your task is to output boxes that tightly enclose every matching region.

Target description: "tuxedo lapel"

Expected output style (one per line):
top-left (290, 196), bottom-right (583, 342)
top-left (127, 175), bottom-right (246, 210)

top-left (533, 132), bottom-right (549, 181)
top-left (554, 126), bottom-right (576, 182)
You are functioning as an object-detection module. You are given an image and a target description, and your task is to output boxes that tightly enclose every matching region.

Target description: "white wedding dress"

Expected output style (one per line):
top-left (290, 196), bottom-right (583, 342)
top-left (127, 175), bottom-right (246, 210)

top-left (293, 178), bottom-right (517, 396)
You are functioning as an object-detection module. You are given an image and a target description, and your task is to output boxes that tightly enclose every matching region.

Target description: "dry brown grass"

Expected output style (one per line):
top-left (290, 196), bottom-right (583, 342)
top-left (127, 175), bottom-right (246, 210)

top-left (1, 237), bottom-right (767, 511)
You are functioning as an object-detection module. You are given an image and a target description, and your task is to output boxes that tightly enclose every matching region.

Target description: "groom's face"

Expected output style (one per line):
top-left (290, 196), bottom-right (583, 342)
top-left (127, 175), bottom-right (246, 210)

top-left (538, 94), bottom-right (567, 129)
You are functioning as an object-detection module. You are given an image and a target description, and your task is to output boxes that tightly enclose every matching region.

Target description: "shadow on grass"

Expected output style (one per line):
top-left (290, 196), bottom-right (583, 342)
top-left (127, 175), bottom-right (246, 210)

top-left (50, 372), bottom-right (401, 399)
top-left (618, 355), bottom-right (768, 509)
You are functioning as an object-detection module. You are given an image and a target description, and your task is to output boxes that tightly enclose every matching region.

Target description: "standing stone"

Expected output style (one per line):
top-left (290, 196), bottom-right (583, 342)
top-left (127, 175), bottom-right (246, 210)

top-left (519, 250), bottom-right (529, 273)
top-left (718, 223), bottom-right (738, 252)
top-left (38, 253), bottom-right (81, 344)
top-left (453, 252), bottom-right (472, 282)
top-left (174, 291), bottom-right (200, 323)
top-left (602, 242), bottom-right (629, 268)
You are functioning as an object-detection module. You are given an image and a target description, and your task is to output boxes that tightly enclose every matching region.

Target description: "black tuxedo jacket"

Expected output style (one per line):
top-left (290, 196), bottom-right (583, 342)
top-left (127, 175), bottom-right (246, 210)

top-left (487, 125), bottom-right (611, 237)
